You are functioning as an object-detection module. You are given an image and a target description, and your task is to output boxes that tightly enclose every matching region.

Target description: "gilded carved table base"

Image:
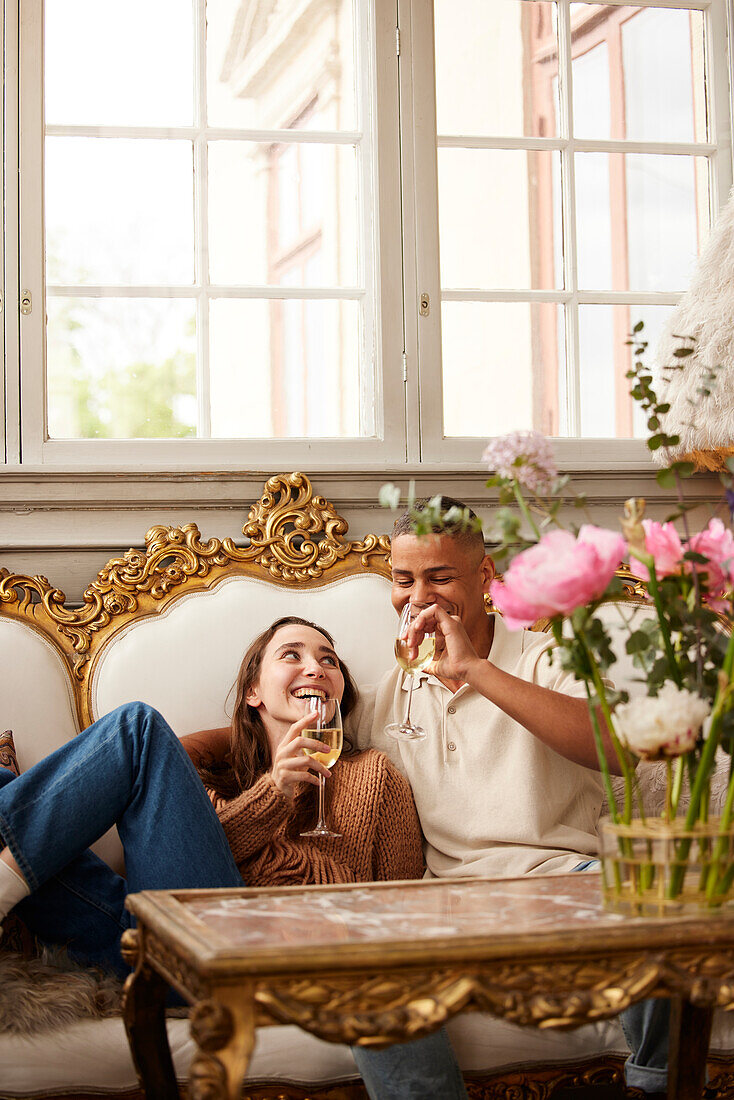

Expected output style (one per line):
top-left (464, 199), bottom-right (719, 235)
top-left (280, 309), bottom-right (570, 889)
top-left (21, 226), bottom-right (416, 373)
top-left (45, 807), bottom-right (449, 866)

top-left (121, 922), bottom-right (734, 1100)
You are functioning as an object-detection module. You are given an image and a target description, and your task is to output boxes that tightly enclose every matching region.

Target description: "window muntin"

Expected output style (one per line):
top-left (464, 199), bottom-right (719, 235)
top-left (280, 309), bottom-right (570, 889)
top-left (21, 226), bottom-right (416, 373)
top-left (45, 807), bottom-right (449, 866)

top-left (426, 0), bottom-right (722, 451)
top-left (39, 0), bottom-right (382, 448)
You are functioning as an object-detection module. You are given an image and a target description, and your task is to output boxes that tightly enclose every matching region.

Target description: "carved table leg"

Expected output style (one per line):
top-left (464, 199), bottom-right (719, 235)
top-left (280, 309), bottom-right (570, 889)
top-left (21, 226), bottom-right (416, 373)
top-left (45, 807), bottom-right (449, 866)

top-left (667, 996), bottom-right (713, 1100)
top-left (122, 928), bottom-right (180, 1100)
top-left (188, 989), bottom-right (256, 1100)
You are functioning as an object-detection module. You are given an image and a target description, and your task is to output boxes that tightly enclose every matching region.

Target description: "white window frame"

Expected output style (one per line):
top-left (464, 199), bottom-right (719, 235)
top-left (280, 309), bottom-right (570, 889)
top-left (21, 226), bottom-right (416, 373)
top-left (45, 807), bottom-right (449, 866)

top-left (403, 0), bottom-right (734, 471)
top-left (13, 0), bottom-right (406, 467)
top-left (4, 0), bottom-right (734, 473)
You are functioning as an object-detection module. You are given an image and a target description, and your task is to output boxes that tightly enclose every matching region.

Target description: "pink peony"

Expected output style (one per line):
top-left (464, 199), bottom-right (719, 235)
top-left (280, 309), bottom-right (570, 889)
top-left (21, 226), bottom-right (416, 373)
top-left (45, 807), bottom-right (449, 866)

top-left (490, 526), bottom-right (626, 629)
top-left (630, 520), bottom-right (684, 582)
top-left (687, 518), bottom-right (734, 604)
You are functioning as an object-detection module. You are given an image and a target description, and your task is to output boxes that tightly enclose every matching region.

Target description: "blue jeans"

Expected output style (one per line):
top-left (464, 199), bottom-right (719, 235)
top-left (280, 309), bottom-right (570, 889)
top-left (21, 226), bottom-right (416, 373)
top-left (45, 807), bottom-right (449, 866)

top-left (620, 998), bottom-right (670, 1093)
top-left (351, 1027), bottom-right (468, 1100)
top-left (0, 701), bottom-right (243, 975)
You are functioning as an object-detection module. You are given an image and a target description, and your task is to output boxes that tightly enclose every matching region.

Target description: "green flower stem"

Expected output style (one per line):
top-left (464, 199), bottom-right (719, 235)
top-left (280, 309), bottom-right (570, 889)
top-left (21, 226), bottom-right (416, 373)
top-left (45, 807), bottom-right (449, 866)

top-left (705, 727), bottom-right (734, 900)
top-left (583, 680), bottom-right (620, 823)
top-left (665, 759), bottom-right (673, 823)
top-left (685, 633), bottom-right (734, 828)
top-left (578, 627), bottom-right (634, 823)
top-left (669, 629), bottom-right (734, 898)
top-left (645, 569), bottom-right (684, 689)
top-left (706, 773), bottom-right (734, 899)
top-left (512, 484), bottom-right (542, 541)
top-left (670, 756), bottom-right (684, 818)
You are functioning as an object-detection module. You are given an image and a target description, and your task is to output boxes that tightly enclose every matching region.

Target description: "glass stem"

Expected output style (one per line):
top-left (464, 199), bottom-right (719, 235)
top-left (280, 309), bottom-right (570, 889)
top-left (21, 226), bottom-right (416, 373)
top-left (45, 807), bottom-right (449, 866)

top-left (316, 774), bottom-right (326, 828)
top-left (404, 674), bottom-right (415, 728)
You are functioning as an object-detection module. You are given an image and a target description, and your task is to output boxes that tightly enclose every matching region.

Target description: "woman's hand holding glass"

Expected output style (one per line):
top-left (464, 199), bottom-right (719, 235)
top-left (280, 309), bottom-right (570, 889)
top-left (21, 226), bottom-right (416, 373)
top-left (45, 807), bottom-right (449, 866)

top-left (299, 696), bottom-right (343, 837)
top-left (270, 710), bottom-right (335, 801)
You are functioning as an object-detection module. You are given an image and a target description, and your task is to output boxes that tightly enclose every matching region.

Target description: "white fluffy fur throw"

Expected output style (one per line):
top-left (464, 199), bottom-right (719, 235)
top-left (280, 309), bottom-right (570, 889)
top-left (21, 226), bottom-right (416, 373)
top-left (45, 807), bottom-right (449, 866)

top-left (0, 949), bottom-right (123, 1035)
top-left (655, 187), bottom-right (734, 468)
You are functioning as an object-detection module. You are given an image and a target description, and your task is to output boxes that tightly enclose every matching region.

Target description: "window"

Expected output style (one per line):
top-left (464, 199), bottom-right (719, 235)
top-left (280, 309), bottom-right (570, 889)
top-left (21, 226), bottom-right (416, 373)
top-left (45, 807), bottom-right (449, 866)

top-left (5, 0), bottom-right (732, 468)
top-left (409, 0), bottom-right (730, 464)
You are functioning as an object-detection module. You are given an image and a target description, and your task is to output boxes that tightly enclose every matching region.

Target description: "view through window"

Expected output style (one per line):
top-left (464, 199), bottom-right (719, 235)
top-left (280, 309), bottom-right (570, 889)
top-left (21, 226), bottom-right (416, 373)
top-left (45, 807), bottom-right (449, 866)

top-left (435, 0), bottom-right (713, 441)
top-left (43, 0), bottom-right (371, 441)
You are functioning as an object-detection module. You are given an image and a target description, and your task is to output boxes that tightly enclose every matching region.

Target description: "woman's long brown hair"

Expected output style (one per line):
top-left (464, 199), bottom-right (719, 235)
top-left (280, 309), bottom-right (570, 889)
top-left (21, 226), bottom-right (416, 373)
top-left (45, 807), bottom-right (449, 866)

top-left (198, 617), bottom-right (359, 808)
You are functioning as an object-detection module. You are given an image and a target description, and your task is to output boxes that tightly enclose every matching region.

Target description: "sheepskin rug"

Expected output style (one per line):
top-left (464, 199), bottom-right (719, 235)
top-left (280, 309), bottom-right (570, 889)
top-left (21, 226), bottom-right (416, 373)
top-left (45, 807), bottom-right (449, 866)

top-left (655, 186), bottom-right (734, 467)
top-left (0, 949), bottom-right (123, 1035)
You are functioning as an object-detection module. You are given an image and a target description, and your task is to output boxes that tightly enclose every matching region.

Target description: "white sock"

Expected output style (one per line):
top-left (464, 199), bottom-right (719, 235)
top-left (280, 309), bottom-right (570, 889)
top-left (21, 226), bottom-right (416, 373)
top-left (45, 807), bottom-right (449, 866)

top-left (0, 858), bottom-right (30, 923)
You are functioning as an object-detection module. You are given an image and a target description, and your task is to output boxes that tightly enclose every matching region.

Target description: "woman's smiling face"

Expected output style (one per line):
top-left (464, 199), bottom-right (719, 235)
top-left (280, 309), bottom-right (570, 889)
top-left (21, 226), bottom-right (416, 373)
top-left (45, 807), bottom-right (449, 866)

top-left (245, 623), bottom-right (345, 735)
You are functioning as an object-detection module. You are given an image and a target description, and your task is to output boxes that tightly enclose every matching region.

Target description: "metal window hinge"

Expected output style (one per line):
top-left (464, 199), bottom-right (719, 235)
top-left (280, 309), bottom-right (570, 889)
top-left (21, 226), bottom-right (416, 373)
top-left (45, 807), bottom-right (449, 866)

top-left (402, 352), bottom-right (408, 382)
top-left (396, 26), bottom-right (401, 55)
top-left (20, 290), bottom-right (32, 315)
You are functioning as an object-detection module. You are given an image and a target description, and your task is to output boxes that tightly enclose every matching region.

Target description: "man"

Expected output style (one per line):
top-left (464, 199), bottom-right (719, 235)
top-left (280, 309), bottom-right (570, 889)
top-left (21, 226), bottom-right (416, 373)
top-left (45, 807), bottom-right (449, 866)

top-left (347, 498), bottom-right (667, 1100)
top-left (349, 500), bottom-right (616, 882)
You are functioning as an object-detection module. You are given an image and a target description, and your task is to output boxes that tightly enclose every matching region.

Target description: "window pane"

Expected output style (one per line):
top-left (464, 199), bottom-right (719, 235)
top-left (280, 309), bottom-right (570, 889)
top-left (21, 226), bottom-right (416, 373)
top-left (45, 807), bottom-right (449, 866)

top-left (45, 0), bottom-right (194, 127)
top-left (575, 153), bottom-right (707, 291)
top-left (442, 301), bottom-right (565, 436)
top-left (209, 298), bottom-right (365, 437)
top-left (208, 142), bottom-right (360, 286)
top-left (206, 0), bottom-right (358, 130)
top-left (570, 4), bottom-right (706, 142)
top-left (435, 0), bottom-right (559, 138)
top-left (438, 150), bottom-right (561, 289)
top-left (46, 138), bottom-right (194, 286)
top-left (577, 304), bottom-right (676, 437)
top-left (47, 298), bottom-right (197, 439)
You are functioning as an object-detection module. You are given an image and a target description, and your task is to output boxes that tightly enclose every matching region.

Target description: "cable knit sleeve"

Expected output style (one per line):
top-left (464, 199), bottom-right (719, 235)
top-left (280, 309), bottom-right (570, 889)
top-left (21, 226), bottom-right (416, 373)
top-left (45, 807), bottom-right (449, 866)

top-left (208, 773), bottom-right (292, 867)
top-left (371, 760), bottom-right (425, 881)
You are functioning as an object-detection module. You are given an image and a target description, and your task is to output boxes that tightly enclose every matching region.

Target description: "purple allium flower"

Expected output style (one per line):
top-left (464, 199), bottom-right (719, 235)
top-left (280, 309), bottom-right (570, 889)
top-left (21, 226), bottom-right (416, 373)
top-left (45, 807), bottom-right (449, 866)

top-left (482, 430), bottom-right (558, 493)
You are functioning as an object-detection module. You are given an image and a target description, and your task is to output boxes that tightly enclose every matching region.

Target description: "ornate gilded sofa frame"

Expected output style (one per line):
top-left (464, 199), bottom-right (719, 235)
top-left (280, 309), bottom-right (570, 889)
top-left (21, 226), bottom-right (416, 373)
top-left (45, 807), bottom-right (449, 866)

top-left (0, 471), bottom-right (732, 1100)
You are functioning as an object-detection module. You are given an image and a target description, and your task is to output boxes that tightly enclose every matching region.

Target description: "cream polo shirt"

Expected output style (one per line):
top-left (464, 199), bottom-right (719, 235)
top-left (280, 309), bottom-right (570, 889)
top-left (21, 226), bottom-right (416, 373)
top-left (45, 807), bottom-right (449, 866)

top-left (349, 615), bottom-right (603, 880)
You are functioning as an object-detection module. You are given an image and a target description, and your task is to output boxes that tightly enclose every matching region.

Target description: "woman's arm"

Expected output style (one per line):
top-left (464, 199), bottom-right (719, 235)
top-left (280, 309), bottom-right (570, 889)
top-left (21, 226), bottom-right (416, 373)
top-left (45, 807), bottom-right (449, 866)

top-left (371, 761), bottom-right (425, 881)
top-left (211, 713), bottom-right (333, 865)
top-left (211, 773), bottom-right (292, 865)
top-left (180, 726), bottom-right (231, 768)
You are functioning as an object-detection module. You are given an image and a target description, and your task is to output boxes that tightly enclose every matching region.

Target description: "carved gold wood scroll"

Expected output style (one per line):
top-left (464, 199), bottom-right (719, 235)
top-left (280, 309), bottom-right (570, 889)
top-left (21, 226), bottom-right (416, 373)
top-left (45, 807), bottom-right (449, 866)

top-left (0, 473), bottom-right (391, 720)
top-left (254, 946), bottom-right (734, 1047)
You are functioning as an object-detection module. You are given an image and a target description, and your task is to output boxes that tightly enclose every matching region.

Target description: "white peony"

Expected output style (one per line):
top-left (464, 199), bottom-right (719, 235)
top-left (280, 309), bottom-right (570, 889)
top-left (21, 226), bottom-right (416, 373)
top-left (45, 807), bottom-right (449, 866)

top-left (614, 683), bottom-right (711, 760)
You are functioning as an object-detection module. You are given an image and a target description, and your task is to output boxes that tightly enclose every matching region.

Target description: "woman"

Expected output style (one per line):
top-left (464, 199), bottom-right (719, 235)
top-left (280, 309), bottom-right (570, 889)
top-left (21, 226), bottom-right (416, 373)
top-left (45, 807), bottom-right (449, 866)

top-left (0, 617), bottom-right (423, 977)
top-left (199, 617), bottom-right (424, 886)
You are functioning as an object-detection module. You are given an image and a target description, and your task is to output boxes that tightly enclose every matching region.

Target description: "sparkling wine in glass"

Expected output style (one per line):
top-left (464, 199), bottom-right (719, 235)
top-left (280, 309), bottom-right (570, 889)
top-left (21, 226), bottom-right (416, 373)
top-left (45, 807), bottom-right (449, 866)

top-left (386, 603), bottom-right (435, 742)
top-left (300, 697), bottom-right (343, 838)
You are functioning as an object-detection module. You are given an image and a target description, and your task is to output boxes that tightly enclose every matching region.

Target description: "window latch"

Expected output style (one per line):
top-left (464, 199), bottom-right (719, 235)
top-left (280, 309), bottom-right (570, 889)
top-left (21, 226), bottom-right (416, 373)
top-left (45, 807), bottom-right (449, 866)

top-left (419, 293), bottom-right (430, 316)
top-left (21, 290), bottom-right (32, 315)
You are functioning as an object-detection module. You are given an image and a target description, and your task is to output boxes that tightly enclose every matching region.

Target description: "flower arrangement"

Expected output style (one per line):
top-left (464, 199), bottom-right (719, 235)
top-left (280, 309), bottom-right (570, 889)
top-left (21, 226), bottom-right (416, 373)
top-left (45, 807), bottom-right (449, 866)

top-left (382, 327), bottom-right (734, 911)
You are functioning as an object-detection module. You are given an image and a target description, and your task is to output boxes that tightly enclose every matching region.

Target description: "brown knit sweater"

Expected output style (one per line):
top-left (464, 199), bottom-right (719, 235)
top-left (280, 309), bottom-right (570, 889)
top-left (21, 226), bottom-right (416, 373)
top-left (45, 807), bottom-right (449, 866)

top-left (208, 750), bottom-right (424, 886)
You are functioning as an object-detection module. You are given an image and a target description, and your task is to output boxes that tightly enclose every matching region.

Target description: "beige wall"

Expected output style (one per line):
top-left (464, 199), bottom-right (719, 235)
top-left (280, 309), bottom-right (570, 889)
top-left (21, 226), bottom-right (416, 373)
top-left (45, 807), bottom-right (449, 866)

top-left (0, 467), bottom-right (721, 604)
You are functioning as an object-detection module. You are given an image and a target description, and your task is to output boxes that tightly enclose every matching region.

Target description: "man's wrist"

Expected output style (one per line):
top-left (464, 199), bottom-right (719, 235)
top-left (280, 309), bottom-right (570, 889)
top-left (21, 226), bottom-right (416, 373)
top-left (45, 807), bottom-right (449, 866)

top-left (463, 654), bottom-right (490, 688)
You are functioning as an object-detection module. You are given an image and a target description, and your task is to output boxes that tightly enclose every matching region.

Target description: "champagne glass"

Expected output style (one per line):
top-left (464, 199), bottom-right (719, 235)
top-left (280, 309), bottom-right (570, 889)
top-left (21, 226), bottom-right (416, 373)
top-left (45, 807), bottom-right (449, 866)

top-left (300, 696), bottom-right (343, 838)
top-left (386, 603), bottom-right (436, 742)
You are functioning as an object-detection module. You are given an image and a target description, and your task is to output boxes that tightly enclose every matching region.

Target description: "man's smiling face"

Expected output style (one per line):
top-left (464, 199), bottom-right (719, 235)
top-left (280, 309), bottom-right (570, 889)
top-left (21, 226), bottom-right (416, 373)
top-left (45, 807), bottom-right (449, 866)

top-left (390, 533), bottom-right (495, 647)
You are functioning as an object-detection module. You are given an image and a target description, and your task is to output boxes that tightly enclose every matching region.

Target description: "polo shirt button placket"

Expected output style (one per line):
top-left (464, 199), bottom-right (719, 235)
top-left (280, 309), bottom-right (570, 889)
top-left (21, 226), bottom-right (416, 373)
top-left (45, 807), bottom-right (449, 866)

top-left (446, 703), bottom-right (457, 756)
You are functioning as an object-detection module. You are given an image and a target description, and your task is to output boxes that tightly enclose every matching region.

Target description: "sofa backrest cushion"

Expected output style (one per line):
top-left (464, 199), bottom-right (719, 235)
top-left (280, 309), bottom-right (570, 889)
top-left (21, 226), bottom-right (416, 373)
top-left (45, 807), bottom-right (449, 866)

top-left (90, 574), bottom-right (396, 731)
top-left (0, 620), bottom-right (79, 771)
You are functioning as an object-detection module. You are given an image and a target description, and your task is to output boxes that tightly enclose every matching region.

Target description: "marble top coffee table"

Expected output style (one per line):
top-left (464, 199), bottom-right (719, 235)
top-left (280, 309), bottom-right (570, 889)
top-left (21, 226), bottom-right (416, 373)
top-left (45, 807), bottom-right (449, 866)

top-left (122, 872), bottom-right (734, 1100)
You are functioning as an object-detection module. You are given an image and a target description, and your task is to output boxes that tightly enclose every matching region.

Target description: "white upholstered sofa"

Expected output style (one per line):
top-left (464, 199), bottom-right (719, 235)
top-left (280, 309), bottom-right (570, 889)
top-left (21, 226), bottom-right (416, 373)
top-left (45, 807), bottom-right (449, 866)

top-left (1, 471), bottom-right (733, 1100)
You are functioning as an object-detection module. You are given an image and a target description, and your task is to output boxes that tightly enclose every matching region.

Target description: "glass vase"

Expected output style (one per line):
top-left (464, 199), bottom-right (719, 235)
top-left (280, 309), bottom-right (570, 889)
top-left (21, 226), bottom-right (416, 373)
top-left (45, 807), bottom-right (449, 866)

top-left (598, 815), bottom-right (734, 917)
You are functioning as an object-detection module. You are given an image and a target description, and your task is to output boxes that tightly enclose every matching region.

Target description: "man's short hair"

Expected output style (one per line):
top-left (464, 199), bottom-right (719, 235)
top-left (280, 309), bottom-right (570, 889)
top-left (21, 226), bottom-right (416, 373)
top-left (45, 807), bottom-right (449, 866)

top-left (391, 495), bottom-right (485, 557)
